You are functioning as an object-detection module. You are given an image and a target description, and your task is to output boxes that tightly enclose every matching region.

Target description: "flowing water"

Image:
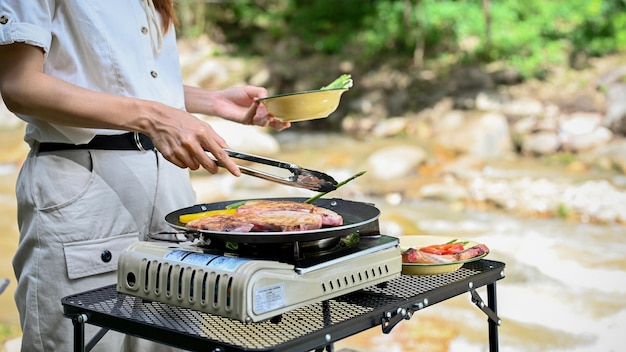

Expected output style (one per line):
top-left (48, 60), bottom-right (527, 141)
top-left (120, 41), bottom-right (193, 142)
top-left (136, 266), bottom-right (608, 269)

top-left (0, 130), bottom-right (624, 351)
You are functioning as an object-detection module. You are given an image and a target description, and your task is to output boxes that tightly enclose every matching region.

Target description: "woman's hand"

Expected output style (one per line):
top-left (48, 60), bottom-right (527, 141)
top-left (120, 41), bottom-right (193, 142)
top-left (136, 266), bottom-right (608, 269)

top-left (184, 85), bottom-right (291, 131)
top-left (139, 101), bottom-right (243, 176)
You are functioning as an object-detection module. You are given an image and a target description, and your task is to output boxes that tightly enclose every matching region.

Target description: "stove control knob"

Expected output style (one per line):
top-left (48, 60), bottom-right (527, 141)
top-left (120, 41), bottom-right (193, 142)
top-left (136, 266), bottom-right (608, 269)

top-left (101, 250), bottom-right (112, 263)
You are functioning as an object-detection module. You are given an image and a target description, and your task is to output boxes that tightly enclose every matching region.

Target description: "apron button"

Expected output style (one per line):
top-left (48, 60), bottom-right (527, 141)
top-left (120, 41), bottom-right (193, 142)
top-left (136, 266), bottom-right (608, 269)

top-left (101, 250), bottom-right (112, 263)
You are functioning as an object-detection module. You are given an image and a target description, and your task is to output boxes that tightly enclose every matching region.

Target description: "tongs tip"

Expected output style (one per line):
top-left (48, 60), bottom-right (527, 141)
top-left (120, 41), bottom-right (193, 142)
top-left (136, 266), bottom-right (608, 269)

top-left (221, 148), bottom-right (338, 192)
top-left (293, 168), bottom-right (338, 192)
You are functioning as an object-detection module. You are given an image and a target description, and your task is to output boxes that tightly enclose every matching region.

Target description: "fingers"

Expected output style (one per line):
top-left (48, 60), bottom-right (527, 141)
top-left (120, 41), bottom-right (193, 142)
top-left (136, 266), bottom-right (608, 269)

top-left (198, 141), bottom-right (242, 177)
top-left (152, 134), bottom-right (203, 171)
top-left (190, 128), bottom-right (241, 176)
top-left (151, 120), bottom-right (241, 177)
top-left (269, 118), bottom-right (291, 131)
top-left (243, 85), bottom-right (269, 100)
top-left (247, 99), bottom-right (291, 131)
top-left (244, 99), bottom-right (263, 125)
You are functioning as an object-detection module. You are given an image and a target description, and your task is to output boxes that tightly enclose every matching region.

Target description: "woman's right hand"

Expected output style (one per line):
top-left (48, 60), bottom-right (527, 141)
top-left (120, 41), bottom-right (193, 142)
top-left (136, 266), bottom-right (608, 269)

top-left (139, 101), bottom-right (241, 176)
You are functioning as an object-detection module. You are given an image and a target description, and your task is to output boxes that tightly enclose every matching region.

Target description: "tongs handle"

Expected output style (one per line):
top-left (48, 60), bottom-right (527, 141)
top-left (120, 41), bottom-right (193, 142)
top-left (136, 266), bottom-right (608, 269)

top-left (208, 149), bottom-right (338, 192)
top-left (225, 149), bottom-right (297, 172)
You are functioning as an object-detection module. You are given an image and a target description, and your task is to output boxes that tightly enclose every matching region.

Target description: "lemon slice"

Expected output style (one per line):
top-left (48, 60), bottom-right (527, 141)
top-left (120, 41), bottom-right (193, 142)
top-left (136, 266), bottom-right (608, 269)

top-left (179, 209), bottom-right (237, 224)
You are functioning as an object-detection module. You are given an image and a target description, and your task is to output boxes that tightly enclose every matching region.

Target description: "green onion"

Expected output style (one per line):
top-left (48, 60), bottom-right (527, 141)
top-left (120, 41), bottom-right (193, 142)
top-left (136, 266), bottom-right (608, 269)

top-left (225, 200), bottom-right (247, 209)
top-left (305, 171), bottom-right (366, 203)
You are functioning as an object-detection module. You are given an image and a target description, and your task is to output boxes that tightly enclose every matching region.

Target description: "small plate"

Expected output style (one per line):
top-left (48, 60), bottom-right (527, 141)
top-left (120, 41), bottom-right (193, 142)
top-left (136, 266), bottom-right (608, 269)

top-left (398, 235), bottom-right (489, 275)
top-left (259, 88), bottom-right (348, 122)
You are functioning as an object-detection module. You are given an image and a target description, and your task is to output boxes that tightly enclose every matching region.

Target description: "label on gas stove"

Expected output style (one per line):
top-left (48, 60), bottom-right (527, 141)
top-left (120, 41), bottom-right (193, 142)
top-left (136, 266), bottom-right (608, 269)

top-left (253, 283), bottom-right (285, 313)
top-left (164, 249), bottom-right (251, 272)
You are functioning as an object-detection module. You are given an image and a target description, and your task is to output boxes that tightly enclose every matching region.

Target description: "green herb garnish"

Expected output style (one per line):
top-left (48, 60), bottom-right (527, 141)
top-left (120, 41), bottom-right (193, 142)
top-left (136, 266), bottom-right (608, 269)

top-left (320, 74), bottom-right (353, 90)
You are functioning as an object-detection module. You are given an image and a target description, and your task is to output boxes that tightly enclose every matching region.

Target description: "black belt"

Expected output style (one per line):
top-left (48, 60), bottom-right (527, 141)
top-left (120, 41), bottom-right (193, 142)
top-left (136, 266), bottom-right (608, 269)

top-left (38, 132), bottom-right (155, 152)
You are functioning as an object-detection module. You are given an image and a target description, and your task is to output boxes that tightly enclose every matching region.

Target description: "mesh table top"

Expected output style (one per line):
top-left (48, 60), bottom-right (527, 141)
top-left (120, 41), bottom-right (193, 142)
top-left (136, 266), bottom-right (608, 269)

top-left (63, 259), bottom-right (505, 351)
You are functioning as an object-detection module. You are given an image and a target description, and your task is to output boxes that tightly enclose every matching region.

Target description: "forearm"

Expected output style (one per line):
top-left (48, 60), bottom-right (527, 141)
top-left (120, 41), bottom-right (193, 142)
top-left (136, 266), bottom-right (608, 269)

top-left (3, 71), bottom-right (154, 132)
top-left (0, 43), bottom-right (160, 134)
top-left (184, 85), bottom-right (217, 116)
top-left (0, 43), bottom-right (243, 174)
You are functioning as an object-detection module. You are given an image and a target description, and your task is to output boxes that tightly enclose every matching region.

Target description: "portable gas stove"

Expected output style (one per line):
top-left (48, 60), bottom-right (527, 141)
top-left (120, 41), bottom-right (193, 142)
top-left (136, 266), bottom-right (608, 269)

top-left (117, 234), bottom-right (401, 323)
top-left (118, 197), bottom-right (402, 323)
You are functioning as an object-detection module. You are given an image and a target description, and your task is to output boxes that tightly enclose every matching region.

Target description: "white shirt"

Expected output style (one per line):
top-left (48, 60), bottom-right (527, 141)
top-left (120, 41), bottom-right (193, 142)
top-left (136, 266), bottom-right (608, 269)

top-left (0, 0), bottom-right (185, 145)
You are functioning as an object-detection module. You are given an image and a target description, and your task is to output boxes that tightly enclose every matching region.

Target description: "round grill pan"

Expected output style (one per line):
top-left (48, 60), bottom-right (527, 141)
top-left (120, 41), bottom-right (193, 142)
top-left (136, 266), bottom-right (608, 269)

top-left (165, 197), bottom-right (380, 244)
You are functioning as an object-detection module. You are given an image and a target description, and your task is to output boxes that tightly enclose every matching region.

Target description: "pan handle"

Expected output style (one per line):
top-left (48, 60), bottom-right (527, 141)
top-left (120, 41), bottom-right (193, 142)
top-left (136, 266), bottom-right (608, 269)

top-left (147, 231), bottom-right (196, 243)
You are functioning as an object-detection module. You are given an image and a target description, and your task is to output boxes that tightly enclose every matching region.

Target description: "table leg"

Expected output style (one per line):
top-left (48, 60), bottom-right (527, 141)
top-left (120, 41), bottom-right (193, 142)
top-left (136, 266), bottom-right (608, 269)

top-left (487, 282), bottom-right (499, 352)
top-left (71, 314), bottom-right (87, 352)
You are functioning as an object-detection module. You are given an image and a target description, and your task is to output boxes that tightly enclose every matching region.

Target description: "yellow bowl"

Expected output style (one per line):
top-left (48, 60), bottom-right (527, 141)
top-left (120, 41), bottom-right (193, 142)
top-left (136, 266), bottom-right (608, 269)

top-left (398, 235), bottom-right (489, 275)
top-left (259, 88), bottom-right (348, 122)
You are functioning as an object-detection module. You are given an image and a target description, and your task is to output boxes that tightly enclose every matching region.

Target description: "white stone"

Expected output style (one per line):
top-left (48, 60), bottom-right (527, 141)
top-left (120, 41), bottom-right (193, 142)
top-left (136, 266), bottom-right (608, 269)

top-left (367, 145), bottom-right (426, 180)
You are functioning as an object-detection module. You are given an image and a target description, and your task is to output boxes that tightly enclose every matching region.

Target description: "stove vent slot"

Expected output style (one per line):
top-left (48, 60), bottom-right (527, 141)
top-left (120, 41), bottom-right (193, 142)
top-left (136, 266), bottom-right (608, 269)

top-left (321, 263), bottom-right (392, 293)
top-left (166, 265), bottom-right (174, 296)
top-left (201, 272), bottom-right (209, 303)
top-left (189, 270), bottom-right (196, 301)
top-left (154, 263), bottom-right (162, 294)
top-left (140, 261), bottom-right (228, 309)
top-left (214, 275), bottom-right (221, 304)
top-left (143, 261), bottom-right (151, 291)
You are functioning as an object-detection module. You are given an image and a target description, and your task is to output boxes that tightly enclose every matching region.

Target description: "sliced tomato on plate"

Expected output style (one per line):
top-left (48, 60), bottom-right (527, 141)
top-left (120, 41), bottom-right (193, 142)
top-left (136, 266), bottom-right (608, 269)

top-left (419, 242), bottom-right (465, 255)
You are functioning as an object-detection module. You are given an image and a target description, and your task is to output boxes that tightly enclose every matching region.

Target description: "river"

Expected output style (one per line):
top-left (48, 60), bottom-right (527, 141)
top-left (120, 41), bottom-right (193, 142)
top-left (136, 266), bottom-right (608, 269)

top-left (0, 129), bottom-right (624, 351)
top-left (273, 133), bottom-right (626, 352)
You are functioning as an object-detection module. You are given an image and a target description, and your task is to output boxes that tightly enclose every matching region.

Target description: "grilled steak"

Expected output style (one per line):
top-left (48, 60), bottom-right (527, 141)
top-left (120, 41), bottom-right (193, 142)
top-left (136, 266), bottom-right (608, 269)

top-left (186, 200), bottom-right (342, 232)
top-left (236, 200), bottom-right (343, 226)
top-left (236, 200), bottom-right (316, 213)
top-left (186, 215), bottom-right (255, 232)
top-left (239, 210), bottom-right (323, 232)
top-left (455, 244), bottom-right (489, 261)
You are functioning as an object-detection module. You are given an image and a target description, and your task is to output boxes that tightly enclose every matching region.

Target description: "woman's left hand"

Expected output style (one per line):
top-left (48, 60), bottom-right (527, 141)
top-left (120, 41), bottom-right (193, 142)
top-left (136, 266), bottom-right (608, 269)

top-left (186, 85), bottom-right (291, 131)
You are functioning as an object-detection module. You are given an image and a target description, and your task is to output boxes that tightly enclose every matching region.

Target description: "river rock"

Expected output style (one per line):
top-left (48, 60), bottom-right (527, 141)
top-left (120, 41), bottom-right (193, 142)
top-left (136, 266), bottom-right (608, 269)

top-left (597, 66), bottom-right (626, 135)
top-left (565, 126), bottom-right (613, 152)
top-left (563, 180), bottom-right (626, 223)
top-left (204, 118), bottom-right (280, 155)
top-left (603, 83), bottom-right (626, 135)
top-left (586, 139), bottom-right (626, 173)
top-left (440, 155), bottom-right (485, 179)
top-left (475, 91), bottom-right (544, 117)
top-left (490, 67), bottom-right (524, 85)
top-left (560, 112), bottom-right (603, 135)
top-left (434, 110), bottom-right (513, 159)
top-left (371, 117), bottom-right (408, 138)
top-left (521, 131), bottom-right (560, 156)
top-left (468, 177), bottom-right (565, 214)
top-left (419, 181), bottom-right (468, 201)
top-left (366, 145), bottom-right (427, 180)
top-left (187, 59), bottom-right (232, 89)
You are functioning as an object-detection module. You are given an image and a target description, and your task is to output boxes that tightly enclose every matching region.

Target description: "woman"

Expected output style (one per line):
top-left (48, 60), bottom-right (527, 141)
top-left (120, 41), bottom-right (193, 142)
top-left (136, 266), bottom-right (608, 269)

top-left (0, 0), bottom-right (289, 351)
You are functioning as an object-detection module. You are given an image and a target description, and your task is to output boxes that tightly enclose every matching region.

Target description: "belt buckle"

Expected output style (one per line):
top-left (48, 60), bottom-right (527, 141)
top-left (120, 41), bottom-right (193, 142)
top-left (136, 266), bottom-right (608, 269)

top-left (133, 132), bottom-right (147, 152)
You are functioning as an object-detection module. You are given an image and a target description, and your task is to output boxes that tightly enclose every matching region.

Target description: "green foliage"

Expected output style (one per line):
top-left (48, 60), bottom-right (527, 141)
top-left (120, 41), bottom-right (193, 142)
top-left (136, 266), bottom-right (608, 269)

top-left (556, 203), bottom-right (572, 219)
top-left (175, 0), bottom-right (626, 79)
top-left (283, 0), bottom-right (377, 54)
top-left (481, 0), bottom-right (626, 77)
top-left (0, 322), bottom-right (20, 346)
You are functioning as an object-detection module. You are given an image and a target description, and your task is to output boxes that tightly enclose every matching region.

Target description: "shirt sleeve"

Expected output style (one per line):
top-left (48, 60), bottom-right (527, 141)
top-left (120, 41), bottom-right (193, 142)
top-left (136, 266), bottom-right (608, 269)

top-left (0, 0), bottom-right (53, 53)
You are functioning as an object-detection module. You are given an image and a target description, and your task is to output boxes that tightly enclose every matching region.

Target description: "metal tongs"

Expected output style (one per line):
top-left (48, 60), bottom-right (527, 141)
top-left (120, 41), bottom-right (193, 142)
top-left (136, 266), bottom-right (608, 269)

top-left (208, 149), bottom-right (338, 192)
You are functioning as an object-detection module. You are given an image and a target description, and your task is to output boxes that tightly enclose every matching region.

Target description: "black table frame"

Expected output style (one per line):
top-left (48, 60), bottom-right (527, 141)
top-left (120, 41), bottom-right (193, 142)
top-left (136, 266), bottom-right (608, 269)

top-left (63, 259), bottom-right (504, 352)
